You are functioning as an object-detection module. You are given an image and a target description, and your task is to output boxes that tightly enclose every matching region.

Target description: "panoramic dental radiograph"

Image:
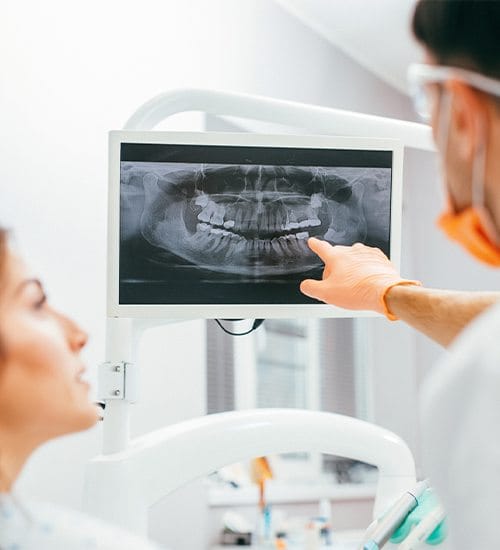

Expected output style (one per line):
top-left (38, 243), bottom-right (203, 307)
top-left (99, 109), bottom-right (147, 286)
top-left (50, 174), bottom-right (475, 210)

top-left (119, 147), bottom-right (392, 305)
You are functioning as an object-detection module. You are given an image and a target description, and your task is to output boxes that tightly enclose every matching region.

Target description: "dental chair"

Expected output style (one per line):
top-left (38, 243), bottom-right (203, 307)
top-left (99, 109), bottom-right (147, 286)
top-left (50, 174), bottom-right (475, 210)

top-left (84, 91), bottom-right (440, 549)
top-left (85, 406), bottom-right (416, 546)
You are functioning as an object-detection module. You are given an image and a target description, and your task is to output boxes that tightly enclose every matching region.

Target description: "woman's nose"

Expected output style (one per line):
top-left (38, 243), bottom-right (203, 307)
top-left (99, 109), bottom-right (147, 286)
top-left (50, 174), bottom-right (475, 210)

top-left (57, 310), bottom-right (88, 351)
top-left (72, 325), bottom-right (88, 351)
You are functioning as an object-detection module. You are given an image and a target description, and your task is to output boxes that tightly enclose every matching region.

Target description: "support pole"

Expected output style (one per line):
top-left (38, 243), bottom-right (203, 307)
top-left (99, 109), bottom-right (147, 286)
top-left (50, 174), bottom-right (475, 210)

top-left (102, 317), bottom-right (134, 454)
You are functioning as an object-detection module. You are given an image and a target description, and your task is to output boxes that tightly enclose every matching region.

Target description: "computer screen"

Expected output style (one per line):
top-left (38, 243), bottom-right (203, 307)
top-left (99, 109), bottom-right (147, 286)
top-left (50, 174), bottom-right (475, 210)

top-left (108, 132), bottom-right (402, 318)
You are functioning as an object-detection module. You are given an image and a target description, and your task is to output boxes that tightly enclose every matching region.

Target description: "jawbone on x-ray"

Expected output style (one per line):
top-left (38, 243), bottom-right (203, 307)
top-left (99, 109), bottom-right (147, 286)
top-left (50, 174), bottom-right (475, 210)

top-left (121, 162), bottom-right (388, 277)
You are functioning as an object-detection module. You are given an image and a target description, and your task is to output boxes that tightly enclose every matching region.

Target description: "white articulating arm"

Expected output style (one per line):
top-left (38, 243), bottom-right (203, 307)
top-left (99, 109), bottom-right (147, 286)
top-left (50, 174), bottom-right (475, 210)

top-left (124, 87), bottom-right (435, 152)
top-left (85, 409), bottom-right (416, 534)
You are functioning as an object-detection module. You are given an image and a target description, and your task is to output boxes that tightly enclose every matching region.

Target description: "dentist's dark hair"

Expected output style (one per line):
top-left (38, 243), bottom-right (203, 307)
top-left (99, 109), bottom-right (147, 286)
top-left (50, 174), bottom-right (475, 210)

top-left (412, 0), bottom-right (500, 80)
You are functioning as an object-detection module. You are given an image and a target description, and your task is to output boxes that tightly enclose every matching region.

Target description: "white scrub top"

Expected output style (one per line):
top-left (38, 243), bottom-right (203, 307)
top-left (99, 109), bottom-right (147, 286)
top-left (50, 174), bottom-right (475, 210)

top-left (0, 493), bottom-right (164, 550)
top-left (420, 301), bottom-right (500, 550)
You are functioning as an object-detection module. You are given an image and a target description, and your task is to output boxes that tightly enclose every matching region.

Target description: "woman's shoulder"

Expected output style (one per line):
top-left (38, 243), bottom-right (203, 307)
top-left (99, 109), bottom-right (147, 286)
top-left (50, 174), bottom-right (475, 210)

top-left (0, 493), bottom-right (164, 550)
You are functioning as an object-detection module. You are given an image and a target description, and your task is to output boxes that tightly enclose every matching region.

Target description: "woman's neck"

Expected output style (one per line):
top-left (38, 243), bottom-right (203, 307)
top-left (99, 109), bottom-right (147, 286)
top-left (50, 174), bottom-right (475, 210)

top-left (0, 430), bottom-right (38, 492)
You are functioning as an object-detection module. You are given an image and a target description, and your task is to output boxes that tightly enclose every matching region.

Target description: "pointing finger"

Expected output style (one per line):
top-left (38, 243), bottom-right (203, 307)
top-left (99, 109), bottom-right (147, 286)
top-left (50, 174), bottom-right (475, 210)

top-left (307, 237), bottom-right (336, 262)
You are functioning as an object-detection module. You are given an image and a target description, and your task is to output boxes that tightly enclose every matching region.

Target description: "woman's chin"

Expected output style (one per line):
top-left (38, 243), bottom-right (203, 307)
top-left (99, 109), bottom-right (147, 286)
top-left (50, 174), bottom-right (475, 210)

top-left (71, 402), bottom-right (102, 432)
top-left (84, 403), bottom-right (103, 428)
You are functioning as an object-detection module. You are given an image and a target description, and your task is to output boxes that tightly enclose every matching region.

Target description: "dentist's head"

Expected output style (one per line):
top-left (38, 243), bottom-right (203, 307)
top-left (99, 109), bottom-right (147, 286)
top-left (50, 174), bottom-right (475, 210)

top-left (0, 228), bottom-right (100, 492)
top-left (410, 0), bottom-right (500, 266)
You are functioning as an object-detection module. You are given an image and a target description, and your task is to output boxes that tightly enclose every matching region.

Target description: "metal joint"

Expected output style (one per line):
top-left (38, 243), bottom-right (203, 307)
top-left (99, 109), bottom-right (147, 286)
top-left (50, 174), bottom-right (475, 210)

top-left (97, 361), bottom-right (138, 402)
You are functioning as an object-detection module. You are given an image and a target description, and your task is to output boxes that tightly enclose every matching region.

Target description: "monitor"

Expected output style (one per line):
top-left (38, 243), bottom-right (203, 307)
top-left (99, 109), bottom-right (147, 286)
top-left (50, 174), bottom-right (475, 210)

top-left (108, 131), bottom-right (403, 318)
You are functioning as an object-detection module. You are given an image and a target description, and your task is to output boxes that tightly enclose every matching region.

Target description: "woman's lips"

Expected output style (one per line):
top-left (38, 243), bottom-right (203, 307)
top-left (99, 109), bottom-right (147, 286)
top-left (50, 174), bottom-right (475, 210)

top-left (75, 367), bottom-right (90, 389)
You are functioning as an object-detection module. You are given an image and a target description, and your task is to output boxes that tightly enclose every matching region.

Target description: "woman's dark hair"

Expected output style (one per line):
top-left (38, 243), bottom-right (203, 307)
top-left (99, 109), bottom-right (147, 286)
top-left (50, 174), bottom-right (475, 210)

top-left (412, 0), bottom-right (500, 79)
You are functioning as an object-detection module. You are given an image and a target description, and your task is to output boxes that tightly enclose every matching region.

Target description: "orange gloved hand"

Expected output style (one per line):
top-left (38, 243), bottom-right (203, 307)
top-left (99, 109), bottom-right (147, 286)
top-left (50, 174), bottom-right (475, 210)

top-left (300, 238), bottom-right (422, 320)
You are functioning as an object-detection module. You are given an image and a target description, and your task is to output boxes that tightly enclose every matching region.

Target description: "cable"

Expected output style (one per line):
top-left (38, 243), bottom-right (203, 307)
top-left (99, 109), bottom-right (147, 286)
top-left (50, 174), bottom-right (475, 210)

top-left (214, 319), bottom-right (265, 336)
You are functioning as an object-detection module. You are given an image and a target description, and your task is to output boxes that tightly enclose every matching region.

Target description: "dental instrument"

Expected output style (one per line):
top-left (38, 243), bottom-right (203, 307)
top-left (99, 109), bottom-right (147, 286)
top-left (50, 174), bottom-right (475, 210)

top-left (358, 481), bottom-right (429, 550)
top-left (397, 507), bottom-right (446, 550)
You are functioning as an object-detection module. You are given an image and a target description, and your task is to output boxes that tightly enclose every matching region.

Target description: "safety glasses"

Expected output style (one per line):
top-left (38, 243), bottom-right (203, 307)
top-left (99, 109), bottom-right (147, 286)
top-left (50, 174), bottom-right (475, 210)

top-left (407, 63), bottom-right (500, 122)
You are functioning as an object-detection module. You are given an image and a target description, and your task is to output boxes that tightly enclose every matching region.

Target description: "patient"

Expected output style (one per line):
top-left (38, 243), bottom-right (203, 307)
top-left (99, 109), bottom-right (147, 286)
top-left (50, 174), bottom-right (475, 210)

top-left (0, 227), bottom-right (162, 549)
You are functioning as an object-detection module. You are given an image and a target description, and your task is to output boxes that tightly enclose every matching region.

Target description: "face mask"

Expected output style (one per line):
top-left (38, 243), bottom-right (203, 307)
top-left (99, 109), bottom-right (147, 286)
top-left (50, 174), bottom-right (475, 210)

top-left (437, 207), bottom-right (500, 267)
top-left (434, 89), bottom-right (500, 267)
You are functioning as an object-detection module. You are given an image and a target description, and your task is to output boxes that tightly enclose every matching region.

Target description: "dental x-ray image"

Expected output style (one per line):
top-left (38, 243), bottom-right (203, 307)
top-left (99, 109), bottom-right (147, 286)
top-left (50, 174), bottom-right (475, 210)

top-left (119, 143), bottom-right (392, 305)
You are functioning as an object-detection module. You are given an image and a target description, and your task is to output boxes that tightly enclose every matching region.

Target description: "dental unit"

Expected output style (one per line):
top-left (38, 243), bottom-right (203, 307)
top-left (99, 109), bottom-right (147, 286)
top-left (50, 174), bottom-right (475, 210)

top-left (85, 88), bottom-right (447, 549)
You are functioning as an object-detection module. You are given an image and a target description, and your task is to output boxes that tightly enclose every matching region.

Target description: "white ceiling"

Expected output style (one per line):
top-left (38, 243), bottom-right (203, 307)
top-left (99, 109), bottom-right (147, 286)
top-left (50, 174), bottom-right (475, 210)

top-left (274, 0), bottom-right (423, 95)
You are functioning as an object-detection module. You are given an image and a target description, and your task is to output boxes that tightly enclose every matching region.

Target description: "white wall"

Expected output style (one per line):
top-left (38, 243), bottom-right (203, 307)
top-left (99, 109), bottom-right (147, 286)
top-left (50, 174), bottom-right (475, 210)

top-left (2, 0), bottom-right (499, 547)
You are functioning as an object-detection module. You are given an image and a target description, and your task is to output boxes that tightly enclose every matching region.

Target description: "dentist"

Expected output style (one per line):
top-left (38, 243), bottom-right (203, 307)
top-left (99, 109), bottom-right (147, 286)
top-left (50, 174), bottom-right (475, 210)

top-left (301, 1), bottom-right (500, 547)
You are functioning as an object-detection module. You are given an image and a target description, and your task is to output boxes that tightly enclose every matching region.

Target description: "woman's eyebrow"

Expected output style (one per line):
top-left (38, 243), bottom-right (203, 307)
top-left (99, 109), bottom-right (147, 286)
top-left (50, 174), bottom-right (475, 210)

top-left (15, 278), bottom-right (44, 296)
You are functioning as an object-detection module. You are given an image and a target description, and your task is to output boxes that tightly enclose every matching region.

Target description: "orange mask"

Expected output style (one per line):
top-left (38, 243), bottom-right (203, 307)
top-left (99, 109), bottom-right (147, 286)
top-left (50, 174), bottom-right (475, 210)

top-left (437, 206), bottom-right (500, 267)
top-left (434, 86), bottom-right (500, 267)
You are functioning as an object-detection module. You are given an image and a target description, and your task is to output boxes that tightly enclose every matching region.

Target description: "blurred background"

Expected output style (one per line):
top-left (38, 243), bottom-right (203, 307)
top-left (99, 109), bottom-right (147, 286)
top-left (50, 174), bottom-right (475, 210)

top-left (1, 1), bottom-right (499, 548)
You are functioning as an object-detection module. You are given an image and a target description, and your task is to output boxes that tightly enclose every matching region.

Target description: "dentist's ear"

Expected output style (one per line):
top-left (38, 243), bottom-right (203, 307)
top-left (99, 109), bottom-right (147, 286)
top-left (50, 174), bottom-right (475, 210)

top-left (447, 80), bottom-right (490, 163)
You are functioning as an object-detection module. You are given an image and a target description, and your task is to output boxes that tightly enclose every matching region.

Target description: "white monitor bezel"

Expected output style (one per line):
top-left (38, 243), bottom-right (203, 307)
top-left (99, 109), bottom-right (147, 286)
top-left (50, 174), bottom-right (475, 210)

top-left (108, 130), bottom-right (403, 319)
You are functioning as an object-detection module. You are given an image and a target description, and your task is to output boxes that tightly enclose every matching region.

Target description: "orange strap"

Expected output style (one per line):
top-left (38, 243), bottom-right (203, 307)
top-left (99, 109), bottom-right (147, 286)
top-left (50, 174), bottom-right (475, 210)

top-left (381, 280), bottom-right (423, 321)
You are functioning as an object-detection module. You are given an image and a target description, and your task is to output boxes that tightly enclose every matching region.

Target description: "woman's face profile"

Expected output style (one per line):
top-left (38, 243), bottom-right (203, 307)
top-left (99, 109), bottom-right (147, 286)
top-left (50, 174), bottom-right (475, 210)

top-left (0, 248), bottom-right (99, 445)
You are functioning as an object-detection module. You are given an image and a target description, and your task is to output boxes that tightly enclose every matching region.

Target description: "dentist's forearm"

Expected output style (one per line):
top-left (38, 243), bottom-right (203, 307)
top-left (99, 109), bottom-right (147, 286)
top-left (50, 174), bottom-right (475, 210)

top-left (385, 285), bottom-right (500, 347)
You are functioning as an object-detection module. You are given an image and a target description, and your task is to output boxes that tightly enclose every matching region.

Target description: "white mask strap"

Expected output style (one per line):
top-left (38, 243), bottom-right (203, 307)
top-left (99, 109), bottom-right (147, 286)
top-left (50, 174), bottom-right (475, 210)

top-left (436, 89), bottom-right (453, 209)
top-left (471, 123), bottom-right (487, 208)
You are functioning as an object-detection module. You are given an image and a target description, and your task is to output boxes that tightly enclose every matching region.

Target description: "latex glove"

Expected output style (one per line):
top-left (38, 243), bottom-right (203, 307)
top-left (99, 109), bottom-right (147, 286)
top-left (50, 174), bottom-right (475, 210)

top-left (299, 238), bottom-right (421, 320)
top-left (390, 488), bottom-right (447, 545)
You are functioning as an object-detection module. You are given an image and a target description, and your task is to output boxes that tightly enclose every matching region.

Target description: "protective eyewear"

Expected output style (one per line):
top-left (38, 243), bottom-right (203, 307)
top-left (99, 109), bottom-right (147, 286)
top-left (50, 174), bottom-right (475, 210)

top-left (407, 63), bottom-right (500, 122)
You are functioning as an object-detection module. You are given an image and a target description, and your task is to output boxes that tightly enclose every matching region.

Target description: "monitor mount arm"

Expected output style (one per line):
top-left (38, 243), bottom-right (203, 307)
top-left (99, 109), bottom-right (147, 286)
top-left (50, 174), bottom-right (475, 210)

top-left (123, 87), bottom-right (434, 152)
